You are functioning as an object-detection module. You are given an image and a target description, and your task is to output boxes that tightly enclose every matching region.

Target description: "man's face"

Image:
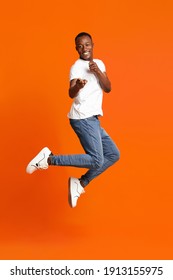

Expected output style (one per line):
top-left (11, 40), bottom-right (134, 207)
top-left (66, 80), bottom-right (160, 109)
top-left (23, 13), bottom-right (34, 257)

top-left (75, 35), bottom-right (94, 61)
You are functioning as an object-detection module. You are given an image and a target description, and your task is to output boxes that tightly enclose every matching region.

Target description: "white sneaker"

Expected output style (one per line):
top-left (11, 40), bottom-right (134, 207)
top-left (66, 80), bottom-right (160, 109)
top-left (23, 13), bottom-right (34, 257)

top-left (26, 147), bottom-right (51, 174)
top-left (68, 177), bottom-right (85, 208)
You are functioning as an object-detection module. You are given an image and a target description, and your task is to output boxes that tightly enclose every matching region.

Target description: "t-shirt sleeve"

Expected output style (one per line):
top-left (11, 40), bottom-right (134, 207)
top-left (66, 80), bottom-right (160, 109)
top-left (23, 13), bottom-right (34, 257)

top-left (97, 60), bottom-right (106, 72)
top-left (69, 64), bottom-right (80, 81)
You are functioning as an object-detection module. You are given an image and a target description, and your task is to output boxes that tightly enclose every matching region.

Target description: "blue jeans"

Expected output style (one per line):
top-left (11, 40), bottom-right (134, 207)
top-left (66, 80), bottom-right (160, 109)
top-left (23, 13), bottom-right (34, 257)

top-left (50, 116), bottom-right (120, 187)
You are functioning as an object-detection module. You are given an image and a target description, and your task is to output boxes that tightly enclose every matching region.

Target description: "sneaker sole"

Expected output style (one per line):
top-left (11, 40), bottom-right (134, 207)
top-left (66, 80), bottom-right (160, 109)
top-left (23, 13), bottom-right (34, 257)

top-left (68, 177), bottom-right (75, 208)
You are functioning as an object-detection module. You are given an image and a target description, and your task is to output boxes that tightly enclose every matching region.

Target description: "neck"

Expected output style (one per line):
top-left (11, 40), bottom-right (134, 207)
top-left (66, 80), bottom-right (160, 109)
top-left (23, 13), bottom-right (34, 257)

top-left (79, 56), bottom-right (93, 61)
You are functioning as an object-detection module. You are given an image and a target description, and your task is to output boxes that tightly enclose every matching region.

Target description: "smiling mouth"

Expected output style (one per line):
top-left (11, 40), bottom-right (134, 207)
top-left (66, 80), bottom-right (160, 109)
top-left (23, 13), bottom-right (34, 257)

top-left (83, 51), bottom-right (90, 55)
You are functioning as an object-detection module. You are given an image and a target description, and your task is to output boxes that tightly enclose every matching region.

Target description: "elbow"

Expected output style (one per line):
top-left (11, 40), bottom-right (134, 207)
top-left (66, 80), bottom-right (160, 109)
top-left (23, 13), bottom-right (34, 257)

top-left (69, 87), bottom-right (79, 99)
top-left (69, 89), bottom-right (74, 99)
top-left (104, 84), bottom-right (111, 93)
top-left (103, 81), bottom-right (111, 93)
top-left (105, 87), bottom-right (111, 93)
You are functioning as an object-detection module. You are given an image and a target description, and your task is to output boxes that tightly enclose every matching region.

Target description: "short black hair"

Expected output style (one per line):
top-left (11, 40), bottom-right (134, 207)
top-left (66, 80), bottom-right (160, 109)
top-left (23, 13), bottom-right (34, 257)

top-left (75, 32), bottom-right (92, 42)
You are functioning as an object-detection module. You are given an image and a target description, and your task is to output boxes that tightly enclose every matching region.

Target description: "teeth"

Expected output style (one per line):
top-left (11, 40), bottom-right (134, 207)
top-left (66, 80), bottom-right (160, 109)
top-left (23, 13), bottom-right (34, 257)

top-left (83, 52), bottom-right (89, 55)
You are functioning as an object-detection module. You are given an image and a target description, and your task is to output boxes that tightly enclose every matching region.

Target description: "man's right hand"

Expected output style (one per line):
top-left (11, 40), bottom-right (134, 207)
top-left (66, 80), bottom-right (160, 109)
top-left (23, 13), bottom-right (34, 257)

top-left (76, 78), bottom-right (88, 89)
top-left (69, 78), bottom-right (88, 98)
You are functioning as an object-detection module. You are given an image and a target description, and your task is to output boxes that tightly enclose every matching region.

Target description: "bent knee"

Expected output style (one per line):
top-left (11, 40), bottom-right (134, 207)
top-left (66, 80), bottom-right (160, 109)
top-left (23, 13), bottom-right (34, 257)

top-left (91, 157), bottom-right (104, 170)
top-left (111, 151), bottom-right (120, 163)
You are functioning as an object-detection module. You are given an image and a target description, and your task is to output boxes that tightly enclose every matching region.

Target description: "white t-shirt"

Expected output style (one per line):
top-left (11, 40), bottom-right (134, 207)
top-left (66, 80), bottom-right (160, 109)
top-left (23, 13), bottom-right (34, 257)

top-left (68, 58), bottom-right (106, 119)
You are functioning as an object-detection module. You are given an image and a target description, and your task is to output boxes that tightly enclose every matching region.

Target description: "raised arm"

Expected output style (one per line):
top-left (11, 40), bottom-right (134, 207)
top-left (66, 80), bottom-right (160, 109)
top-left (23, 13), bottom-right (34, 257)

top-left (89, 61), bottom-right (111, 93)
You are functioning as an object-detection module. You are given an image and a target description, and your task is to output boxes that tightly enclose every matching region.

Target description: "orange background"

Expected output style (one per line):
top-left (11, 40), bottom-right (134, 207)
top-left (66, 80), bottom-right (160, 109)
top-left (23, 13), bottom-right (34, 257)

top-left (0, 0), bottom-right (173, 259)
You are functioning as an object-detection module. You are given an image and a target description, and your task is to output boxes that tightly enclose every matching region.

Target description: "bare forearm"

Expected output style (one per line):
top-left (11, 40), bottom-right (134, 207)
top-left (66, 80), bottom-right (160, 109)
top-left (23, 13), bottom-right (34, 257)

top-left (96, 70), bottom-right (111, 93)
top-left (69, 84), bottom-right (80, 98)
top-left (89, 61), bottom-right (111, 92)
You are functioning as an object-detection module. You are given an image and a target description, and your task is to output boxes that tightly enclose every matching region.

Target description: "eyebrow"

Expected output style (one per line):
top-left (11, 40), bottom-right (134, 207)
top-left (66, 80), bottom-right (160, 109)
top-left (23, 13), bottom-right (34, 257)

top-left (76, 40), bottom-right (91, 45)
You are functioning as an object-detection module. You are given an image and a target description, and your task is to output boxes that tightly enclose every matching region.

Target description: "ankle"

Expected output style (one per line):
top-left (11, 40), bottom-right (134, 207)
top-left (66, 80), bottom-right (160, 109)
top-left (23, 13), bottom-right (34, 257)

top-left (47, 156), bottom-right (51, 165)
top-left (80, 180), bottom-right (85, 188)
top-left (47, 152), bottom-right (54, 165)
